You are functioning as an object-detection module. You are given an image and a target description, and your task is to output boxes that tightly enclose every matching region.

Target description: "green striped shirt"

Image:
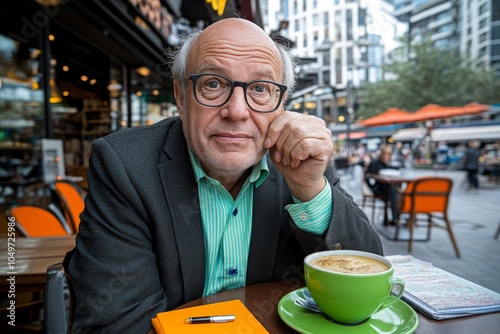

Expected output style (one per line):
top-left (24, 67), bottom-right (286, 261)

top-left (188, 149), bottom-right (332, 296)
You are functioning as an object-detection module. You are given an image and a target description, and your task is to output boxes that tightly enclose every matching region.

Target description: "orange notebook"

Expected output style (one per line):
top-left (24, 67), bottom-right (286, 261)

top-left (152, 299), bottom-right (269, 334)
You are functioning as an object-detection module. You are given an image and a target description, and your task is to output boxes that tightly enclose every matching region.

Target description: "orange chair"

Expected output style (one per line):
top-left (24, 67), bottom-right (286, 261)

top-left (7, 205), bottom-right (70, 237)
top-left (52, 181), bottom-right (86, 233)
top-left (397, 177), bottom-right (460, 257)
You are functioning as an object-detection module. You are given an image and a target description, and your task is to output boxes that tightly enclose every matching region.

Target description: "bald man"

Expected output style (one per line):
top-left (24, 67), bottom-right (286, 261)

top-left (65, 18), bottom-right (382, 333)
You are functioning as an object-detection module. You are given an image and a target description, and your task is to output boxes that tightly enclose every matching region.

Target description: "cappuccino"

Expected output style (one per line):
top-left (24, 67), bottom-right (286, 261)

top-left (311, 255), bottom-right (388, 274)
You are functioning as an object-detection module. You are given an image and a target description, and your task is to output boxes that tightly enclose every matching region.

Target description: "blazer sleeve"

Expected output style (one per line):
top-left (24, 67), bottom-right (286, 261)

top-left (291, 163), bottom-right (384, 256)
top-left (66, 138), bottom-right (167, 334)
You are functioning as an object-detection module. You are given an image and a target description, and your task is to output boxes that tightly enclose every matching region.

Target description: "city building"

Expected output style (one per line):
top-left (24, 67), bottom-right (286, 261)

top-left (460, 0), bottom-right (500, 77)
top-left (394, 0), bottom-right (460, 49)
top-left (395, 0), bottom-right (500, 77)
top-left (266, 0), bottom-right (404, 131)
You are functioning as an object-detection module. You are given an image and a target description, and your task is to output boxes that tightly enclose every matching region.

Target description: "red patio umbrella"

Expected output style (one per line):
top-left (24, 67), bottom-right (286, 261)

top-left (357, 108), bottom-right (412, 127)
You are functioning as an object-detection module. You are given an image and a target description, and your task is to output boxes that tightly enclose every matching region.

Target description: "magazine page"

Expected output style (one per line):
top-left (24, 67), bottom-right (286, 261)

top-left (386, 255), bottom-right (500, 320)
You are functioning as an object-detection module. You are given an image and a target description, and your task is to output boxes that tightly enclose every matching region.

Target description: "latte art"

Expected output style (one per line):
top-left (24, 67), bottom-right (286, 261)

top-left (311, 255), bottom-right (389, 274)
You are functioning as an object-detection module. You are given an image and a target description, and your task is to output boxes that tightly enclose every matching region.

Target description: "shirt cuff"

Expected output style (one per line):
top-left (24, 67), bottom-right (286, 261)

top-left (285, 177), bottom-right (333, 234)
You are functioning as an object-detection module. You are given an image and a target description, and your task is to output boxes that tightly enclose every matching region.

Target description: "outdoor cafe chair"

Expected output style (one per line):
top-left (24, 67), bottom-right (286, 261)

top-left (7, 205), bottom-right (71, 237)
top-left (361, 173), bottom-right (389, 224)
top-left (397, 176), bottom-right (460, 257)
top-left (51, 180), bottom-right (86, 233)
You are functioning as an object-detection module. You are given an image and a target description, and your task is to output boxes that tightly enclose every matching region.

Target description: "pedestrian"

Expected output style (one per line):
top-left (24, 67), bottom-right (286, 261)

top-left (463, 140), bottom-right (481, 190)
top-left (365, 144), bottom-right (399, 225)
top-left (64, 18), bottom-right (382, 333)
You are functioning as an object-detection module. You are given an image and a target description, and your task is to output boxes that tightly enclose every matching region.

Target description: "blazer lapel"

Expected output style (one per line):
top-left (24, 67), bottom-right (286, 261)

top-left (246, 167), bottom-right (282, 283)
top-left (158, 120), bottom-right (205, 302)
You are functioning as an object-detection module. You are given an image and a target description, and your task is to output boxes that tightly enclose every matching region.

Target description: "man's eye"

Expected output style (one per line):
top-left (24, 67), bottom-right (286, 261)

top-left (206, 80), bottom-right (220, 89)
top-left (254, 85), bottom-right (266, 93)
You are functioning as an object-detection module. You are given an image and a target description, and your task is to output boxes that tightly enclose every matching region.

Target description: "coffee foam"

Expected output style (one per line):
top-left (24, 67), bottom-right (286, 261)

top-left (312, 255), bottom-right (389, 274)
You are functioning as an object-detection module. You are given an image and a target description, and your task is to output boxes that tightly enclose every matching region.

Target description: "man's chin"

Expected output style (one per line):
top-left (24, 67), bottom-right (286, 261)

top-left (216, 155), bottom-right (256, 171)
top-left (208, 151), bottom-right (262, 173)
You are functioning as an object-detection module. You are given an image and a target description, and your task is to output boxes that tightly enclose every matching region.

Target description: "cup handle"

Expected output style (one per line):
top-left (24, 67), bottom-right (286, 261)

top-left (377, 277), bottom-right (405, 312)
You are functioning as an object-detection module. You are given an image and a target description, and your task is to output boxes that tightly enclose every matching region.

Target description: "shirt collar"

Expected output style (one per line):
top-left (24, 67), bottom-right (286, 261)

top-left (188, 148), bottom-right (269, 188)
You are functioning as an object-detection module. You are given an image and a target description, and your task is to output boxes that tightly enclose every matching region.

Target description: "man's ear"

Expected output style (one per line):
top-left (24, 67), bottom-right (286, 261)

top-left (173, 80), bottom-right (184, 117)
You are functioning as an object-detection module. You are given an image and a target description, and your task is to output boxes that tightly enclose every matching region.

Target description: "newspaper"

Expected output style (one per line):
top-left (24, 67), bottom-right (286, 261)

top-left (386, 255), bottom-right (500, 320)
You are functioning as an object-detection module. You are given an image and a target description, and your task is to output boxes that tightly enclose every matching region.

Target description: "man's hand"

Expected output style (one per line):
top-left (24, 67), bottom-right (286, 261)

top-left (264, 111), bottom-right (333, 201)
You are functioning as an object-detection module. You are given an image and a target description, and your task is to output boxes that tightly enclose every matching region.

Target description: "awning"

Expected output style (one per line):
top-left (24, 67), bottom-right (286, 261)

top-left (391, 127), bottom-right (427, 141)
top-left (338, 132), bottom-right (366, 140)
top-left (431, 125), bottom-right (500, 142)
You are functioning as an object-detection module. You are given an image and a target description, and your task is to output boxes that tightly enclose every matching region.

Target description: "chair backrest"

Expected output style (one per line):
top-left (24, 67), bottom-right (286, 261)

top-left (53, 181), bottom-right (85, 233)
top-left (8, 205), bottom-right (70, 237)
top-left (360, 170), bottom-right (375, 196)
top-left (45, 262), bottom-right (70, 334)
top-left (401, 177), bottom-right (453, 214)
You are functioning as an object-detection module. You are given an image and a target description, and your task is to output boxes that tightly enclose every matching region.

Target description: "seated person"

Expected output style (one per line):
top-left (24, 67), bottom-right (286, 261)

top-left (365, 145), bottom-right (399, 225)
top-left (64, 18), bottom-right (383, 333)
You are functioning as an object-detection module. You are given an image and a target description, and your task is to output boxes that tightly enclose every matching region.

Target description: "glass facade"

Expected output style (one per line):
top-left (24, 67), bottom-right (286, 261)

top-left (0, 0), bottom-right (177, 188)
top-left (0, 4), bottom-right (46, 146)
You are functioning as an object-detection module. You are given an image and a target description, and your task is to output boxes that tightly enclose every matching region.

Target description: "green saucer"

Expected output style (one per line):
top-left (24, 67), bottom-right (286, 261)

top-left (278, 288), bottom-right (418, 334)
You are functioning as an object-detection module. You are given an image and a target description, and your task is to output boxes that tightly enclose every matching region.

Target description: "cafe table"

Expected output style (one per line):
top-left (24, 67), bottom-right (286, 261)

top-left (153, 280), bottom-right (500, 334)
top-left (365, 172), bottom-right (415, 185)
top-left (0, 235), bottom-right (75, 293)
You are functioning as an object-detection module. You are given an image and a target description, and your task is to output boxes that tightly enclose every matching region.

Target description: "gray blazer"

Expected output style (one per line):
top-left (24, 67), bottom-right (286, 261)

top-left (66, 117), bottom-right (382, 333)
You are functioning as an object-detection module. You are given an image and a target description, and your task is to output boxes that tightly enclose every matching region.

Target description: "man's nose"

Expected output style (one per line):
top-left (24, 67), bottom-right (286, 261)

top-left (221, 86), bottom-right (250, 119)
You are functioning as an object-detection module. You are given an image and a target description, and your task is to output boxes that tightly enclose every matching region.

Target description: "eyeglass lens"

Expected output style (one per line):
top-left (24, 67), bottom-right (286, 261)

top-left (193, 74), bottom-right (284, 112)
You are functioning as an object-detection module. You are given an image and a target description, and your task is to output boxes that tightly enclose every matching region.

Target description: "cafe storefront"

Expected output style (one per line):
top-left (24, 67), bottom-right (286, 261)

top-left (1, 0), bottom-right (181, 187)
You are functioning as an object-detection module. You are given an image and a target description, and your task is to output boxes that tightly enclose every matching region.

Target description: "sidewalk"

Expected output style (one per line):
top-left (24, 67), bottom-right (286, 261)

top-left (341, 167), bottom-right (500, 293)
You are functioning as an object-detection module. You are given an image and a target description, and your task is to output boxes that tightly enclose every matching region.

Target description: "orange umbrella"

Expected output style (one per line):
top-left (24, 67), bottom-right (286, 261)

top-left (357, 108), bottom-right (412, 127)
top-left (461, 102), bottom-right (490, 114)
top-left (406, 103), bottom-right (489, 122)
top-left (405, 104), bottom-right (460, 122)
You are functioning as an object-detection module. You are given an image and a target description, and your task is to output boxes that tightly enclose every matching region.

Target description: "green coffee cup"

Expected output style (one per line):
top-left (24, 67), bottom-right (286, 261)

top-left (304, 250), bottom-right (405, 325)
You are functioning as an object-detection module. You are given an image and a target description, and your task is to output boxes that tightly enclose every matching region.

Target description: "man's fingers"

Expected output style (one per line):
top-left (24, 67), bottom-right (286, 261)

top-left (264, 112), bottom-right (292, 149)
top-left (265, 111), bottom-right (332, 169)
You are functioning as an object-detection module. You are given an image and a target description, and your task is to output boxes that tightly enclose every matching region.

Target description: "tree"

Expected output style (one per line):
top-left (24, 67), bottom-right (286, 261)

top-left (357, 38), bottom-right (500, 120)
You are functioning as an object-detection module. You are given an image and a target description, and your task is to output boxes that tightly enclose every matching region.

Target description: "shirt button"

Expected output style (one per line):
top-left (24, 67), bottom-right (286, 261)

top-left (299, 212), bottom-right (308, 221)
top-left (226, 267), bottom-right (238, 276)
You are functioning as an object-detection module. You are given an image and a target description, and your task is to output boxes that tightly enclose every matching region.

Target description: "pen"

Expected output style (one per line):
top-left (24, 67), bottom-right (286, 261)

top-left (184, 314), bottom-right (236, 324)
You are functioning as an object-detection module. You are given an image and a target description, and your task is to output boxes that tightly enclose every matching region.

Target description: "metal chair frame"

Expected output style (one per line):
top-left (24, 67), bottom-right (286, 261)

top-left (45, 262), bottom-right (71, 334)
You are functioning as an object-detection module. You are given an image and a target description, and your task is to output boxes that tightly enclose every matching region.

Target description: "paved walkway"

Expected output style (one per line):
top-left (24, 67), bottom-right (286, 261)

top-left (341, 166), bottom-right (500, 293)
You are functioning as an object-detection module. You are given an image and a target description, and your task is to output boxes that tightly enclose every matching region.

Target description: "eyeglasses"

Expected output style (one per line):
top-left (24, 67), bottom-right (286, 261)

top-left (189, 73), bottom-right (287, 113)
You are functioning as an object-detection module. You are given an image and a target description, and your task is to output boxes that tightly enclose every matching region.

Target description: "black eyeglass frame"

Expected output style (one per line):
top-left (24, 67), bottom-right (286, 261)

top-left (188, 73), bottom-right (287, 113)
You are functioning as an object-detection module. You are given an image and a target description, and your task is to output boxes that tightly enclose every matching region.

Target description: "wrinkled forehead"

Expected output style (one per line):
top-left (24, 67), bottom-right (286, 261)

top-left (188, 19), bottom-right (282, 77)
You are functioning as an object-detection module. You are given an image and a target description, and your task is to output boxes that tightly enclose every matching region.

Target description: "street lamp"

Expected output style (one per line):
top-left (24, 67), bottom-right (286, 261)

top-left (346, 79), bottom-right (355, 156)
